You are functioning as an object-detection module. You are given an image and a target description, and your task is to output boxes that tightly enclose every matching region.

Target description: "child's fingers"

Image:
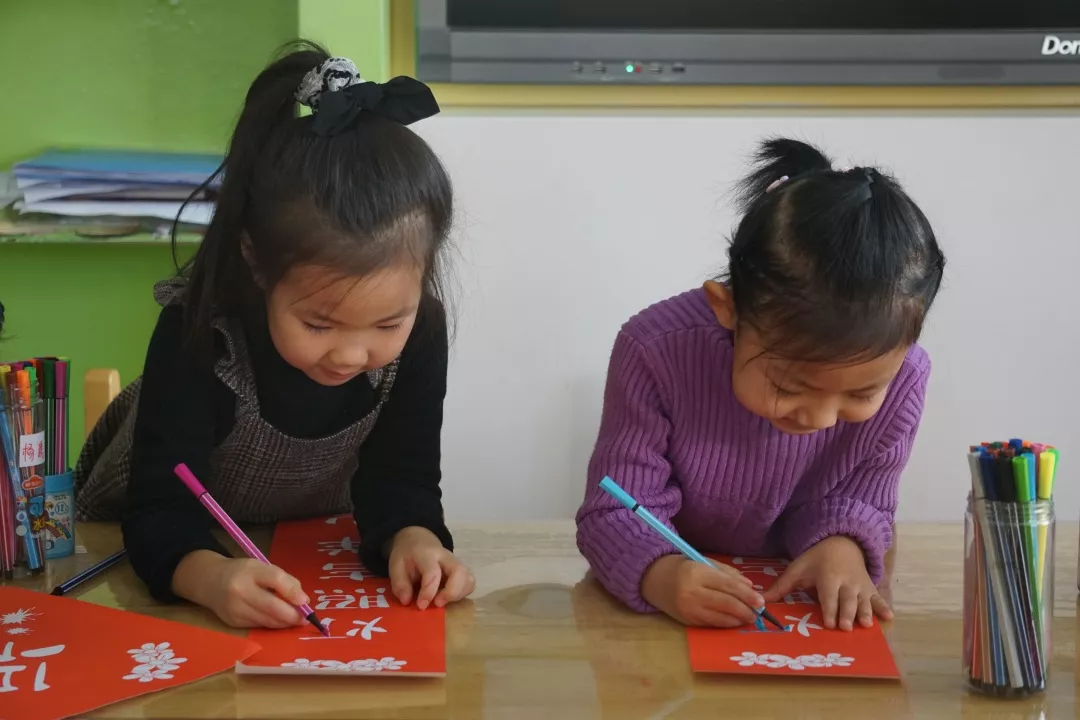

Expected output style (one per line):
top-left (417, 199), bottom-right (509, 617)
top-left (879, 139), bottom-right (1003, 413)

top-left (857, 593), bottom-right (874, 628)
top-left (253, 564), bottom-right (309, 606)
top-left (433, 564), bottom-right (473, 607)
top-left (415, 556), bottom-right (443, 611)
top-left (710, 562), bottom-right (754, 585)
top-left (837, 585), bottom-right (859, 631)
top-left (761, 563), bottom-right (807, 603)
top-left (691, 606), bottom-right (751, 628)
top-left (248, 608), bottom-right (302, 629)
top-left (818, 579), bottom-right (841, 629)
top-left (700, 571), bottom-right (765, 611)
top-left (230, 601), bottom-right (301, 629)
top-left (870, 593), bottom-right (893, 621)
top-left (244, 586), bottom-right (303, 626)
top-left (699, 587), bottom-right (759, 625)
top-left (389, 556), bottom-right (415, 606)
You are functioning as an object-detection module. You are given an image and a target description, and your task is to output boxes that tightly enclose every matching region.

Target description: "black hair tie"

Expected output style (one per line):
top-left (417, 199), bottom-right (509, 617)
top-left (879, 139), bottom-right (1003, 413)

top-left (311, 77), bottom-right (439, 136)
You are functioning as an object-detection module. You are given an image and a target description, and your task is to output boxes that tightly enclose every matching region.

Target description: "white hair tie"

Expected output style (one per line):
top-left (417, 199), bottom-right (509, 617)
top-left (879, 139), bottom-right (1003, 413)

top-left (765, 176), bottom-right (789, 193)
top-left (296, 57), bottom-right (364, 111)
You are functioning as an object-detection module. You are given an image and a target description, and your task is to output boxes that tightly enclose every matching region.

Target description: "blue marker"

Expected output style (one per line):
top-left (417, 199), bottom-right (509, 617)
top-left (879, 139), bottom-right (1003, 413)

top-left (599, 476), bottom-right (784, 631)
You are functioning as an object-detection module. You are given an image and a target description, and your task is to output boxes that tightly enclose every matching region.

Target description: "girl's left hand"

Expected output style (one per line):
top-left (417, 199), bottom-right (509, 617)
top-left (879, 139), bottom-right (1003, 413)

top-left (761, 536), bottom-right (893, 631)
top-left (388, 526), bottom-right (476, 610)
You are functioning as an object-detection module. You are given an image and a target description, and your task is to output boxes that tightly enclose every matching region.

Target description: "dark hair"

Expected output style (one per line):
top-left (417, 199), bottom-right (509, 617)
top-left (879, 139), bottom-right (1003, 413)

top-left (173, 40), bottom-right (453, 361)
top-left (722, 137), bottom-right (944, 363)
top-left (0, 300), bottom-right (5, 339)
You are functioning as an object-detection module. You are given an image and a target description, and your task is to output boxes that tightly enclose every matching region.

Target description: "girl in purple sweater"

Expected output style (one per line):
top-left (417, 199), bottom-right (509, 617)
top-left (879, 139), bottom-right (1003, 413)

top-left (577, 138), bottom-right (945, 632)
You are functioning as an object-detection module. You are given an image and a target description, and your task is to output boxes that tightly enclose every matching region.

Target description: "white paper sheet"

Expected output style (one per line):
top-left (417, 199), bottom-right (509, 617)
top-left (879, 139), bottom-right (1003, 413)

top-left (14, 199), bottom-right (214, 225)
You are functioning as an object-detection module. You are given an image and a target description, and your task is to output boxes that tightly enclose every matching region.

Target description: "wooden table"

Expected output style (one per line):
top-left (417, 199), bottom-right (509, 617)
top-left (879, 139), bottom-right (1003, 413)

top-left (8, 522), bottom-right (1079, 718)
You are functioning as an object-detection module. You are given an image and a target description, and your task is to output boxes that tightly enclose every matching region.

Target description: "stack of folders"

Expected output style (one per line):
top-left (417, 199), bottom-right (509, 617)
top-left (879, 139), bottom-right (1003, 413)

top-left (8, 148), bottom-right (222, 228)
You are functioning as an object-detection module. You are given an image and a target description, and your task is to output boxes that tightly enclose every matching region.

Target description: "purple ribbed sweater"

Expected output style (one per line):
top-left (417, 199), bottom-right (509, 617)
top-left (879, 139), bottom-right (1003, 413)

top-left (576, 289), bottom-right (930, 613)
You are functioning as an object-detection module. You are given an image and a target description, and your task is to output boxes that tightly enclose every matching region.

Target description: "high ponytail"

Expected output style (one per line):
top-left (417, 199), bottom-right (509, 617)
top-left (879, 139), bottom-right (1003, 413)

top-left (721, 137), bottom-right (944, 363)
top-left (171, 39), bottom-right (453, 365)
top-left (733, 137), bottom-right (832, 214)
top-left (175, 41), bottom-right (330, 361)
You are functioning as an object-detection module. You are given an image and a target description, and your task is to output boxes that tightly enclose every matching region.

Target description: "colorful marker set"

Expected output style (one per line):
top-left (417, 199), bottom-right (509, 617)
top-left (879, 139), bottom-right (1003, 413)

top-left (0, 357), bottom-right (71, 577)
top-left (963, 439), bottom-right (1058, 697)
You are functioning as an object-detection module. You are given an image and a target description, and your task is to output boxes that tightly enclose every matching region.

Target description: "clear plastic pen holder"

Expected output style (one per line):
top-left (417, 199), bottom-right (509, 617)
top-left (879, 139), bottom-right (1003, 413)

top-left (6, 395), bottom-right (48, 573)
top-left (963, 495), bottom-right (1054, 697)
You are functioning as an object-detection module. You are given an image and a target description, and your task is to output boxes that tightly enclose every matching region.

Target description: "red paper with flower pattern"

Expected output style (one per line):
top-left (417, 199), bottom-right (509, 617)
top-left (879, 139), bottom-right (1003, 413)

top-left (0, 586), bottom-right (259, 720)
top-left (686, 556), bottom-right (900, 679)
top-left (237, 515), bottom-right (446, 677)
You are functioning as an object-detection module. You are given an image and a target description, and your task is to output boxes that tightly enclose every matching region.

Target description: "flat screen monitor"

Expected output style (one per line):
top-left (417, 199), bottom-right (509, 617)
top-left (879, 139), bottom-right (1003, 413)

top-left (415, 0), bottom-right (1080, 85)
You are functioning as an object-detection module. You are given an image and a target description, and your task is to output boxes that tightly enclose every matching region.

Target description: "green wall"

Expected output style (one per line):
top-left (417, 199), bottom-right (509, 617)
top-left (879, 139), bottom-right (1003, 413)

top-left (0, 0), bottom-right (388, 456)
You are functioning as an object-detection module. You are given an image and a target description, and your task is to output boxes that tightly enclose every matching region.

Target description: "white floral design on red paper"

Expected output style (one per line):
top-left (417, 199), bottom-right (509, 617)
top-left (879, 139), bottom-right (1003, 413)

top-left (281, 656), bottom-right (408, 672)
top-left (5, 628), bottom-right (30, 636)
top-left (815, 653), bottom-right (854, 668)
top-left (373, 657), bottom-right (407, 671)
top-left (123, 642), bottom-right (188, 682)
top-left (731, 651), bottom-right (762, 667)
top-left (729, 652), bottom-right (854, 671)
top-left (0, 609), bottom-right (38, 625)
top-left (128, 642), bottom-right (173, 664)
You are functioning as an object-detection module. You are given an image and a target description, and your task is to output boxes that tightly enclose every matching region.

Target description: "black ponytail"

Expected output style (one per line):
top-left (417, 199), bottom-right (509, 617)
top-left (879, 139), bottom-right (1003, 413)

top-left (172, 39), bottom-right (453, 363)
top-left (733, 138), bottom-right (832, 213)
top-left (723, 137), bottom-right (944, 363)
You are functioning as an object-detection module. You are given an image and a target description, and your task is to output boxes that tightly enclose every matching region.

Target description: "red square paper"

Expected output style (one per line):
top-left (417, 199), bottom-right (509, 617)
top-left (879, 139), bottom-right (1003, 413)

top-left (0, 586), bottom-right (259, 720)
top-left (686, 556), bottom-right (900, 679)
top-left (238, 515), bottom-right (446, 677)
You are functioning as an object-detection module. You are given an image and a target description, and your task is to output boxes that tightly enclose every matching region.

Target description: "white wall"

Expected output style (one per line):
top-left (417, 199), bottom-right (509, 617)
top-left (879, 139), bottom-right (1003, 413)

top-left (416, 112), bottom-right (1080, 524)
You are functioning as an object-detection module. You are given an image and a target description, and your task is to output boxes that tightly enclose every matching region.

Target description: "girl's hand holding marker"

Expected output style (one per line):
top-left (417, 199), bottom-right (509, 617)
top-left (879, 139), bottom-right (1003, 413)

top-left (642, 554), bottom-right (764, 628)
top-left (600, 477), bottom-right (782, 630)
top-left (175, 551), bottom-right (312, 629)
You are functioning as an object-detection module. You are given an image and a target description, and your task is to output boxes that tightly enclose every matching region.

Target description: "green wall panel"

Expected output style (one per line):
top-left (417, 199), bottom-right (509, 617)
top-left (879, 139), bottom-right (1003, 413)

top-left (0, 0), bottom-right (299, 168)
top-left (0, 0), bottom-right (390, 461)
top-left (0, 243), bottom-right (196, 456)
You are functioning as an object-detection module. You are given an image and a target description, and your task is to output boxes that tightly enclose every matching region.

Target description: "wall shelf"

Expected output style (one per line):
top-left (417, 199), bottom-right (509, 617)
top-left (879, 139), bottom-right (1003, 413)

top-left (0, 0), bottom-right (322, 457)
top-left (0, 233), bottom-right (201, 245)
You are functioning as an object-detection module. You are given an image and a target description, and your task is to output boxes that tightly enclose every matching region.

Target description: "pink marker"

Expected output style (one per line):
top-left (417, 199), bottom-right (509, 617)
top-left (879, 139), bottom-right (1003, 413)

top-left (173, 463), bottom-right (328, 637)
